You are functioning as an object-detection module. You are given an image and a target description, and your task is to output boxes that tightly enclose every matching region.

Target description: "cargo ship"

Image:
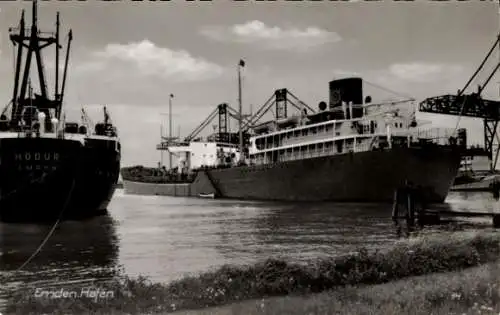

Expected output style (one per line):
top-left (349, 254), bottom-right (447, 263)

top-left (0, 1), bottom-right (121, 222)
top-left (122, 76), bottom-right (462, 203)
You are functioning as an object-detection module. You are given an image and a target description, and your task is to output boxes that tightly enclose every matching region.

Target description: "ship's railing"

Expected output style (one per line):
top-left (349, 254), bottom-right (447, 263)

top-left (157, 141), bottom-right (190, 150)
top-left (280, 131), bottom-right (335, 148)
top-left (9, 27), bottom-right (56, 37)
top-left (250, 127), bottom-right (458, 166)
top-left (251, 136), bottom-right (377, 165)
top-left (257, 122), bottom-right (356, 150)
top-left (253, 147), bottom-right (343, 165)
top-left (253, 112), bottom-right (420, 151)
top-left (252, 124), bottom-right (458, 155)
top-left (394, 127), bottom-right (458, 145)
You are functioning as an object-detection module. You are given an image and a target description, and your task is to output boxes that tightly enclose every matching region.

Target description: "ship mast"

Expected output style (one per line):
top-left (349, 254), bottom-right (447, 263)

top-left (238, 59), bottom-right (245, 164)
top-left (55, 11), bottom-right (60, 105)
top-left (169, 93), bottom-right (174, 170)
top-left (9, 0), bottom-right (73, 130)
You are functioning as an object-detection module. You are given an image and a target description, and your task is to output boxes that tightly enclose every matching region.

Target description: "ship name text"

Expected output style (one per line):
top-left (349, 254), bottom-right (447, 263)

top-left (14, 152), bottom-right (59, 162)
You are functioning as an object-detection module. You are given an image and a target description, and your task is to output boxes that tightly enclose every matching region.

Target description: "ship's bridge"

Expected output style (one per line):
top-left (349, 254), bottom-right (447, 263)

top-left (158, 140), bottom-right (241, 170)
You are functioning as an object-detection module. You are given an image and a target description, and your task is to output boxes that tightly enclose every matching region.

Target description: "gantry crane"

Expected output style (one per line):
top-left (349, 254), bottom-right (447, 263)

top-left (419, 33), bottom-right (500, 170)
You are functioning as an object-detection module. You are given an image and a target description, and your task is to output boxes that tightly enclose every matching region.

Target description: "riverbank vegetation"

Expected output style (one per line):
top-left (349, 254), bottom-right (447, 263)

top-left (6, 230), bottom-right (500, 315)
top-left (181, 259), bottom-right (500, 315)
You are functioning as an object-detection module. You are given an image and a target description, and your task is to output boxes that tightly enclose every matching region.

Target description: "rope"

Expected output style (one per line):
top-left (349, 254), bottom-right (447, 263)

top-left (12, 43), bottom-right (16, 73)
top-left (0, 146), bottom-right (78, 271)
top-left (451, 95), bottom-right (470, 137)
top-left (1, 101), bottom-right (12, 117)
top-left (14, 177), bottom-right (76, 271)
top-left (363, 80), bottom-right (414, 100)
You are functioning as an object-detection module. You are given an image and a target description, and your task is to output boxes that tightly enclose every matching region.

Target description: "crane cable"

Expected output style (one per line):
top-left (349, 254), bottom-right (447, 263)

top-left (363, 79), bottom-right (414, 100)
top-left (452, 33), bottom-right (500, 136)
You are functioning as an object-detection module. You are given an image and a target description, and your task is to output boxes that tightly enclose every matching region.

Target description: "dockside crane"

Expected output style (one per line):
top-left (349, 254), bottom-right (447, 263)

top-left (242, 88), bottom-right (316, 131)
top-left (158, 87), bottom-right (313, 152)
top-left (176, 103), bottom-right (252, 144)
top-left (419, 32), bottom-right (500, 171)
top-left (182, 88), bottom-right (313, 142)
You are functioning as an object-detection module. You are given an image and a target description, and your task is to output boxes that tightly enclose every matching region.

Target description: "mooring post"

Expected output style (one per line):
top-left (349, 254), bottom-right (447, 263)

top-left (406, 184), bottom-right (415, 231)
top-left (392, 188), bottom-right (402, 237)
top-left (492, 180), bottom-right (500, 201)
top-left (493, 214), bottom-right (500, 229)
top-left (415, 186), bottom-right (426, 229)
top-left (392, 189), bottom-right (399, 222)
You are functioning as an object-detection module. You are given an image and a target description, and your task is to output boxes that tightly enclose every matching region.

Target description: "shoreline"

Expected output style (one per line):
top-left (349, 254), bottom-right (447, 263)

top-left (5, 230), bottom-right (500, 314)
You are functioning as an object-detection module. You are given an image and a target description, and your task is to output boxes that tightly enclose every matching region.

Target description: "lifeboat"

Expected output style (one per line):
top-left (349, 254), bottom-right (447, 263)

top-left (276, 116), bottom-right (299, 128)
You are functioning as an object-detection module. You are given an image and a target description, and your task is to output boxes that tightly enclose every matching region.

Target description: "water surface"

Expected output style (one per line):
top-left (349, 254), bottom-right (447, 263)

top-left (0, 190), bottom-right (497, 305)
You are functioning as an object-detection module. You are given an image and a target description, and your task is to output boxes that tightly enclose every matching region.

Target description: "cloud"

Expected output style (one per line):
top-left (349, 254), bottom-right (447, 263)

top-left (329, 63), bottom-right (465, 101)
top-left (388, 62), bottom-right (463, 83)
top-left (200, 20), bottom-right (341, 52)
top-left (78, 39), bottom-right (224, 82)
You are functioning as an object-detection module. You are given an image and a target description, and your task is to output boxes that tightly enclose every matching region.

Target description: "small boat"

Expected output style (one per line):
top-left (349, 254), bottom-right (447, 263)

top-left (198, 192), bottom-right (215, 199)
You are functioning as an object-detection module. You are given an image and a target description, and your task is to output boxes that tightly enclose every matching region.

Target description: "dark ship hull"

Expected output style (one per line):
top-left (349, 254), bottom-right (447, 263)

top-left (206, 146), bottom-right (460, 203)
top-left (123, 145), bottom-right (461, 203)
top-left (0, 136), bottom-right (120, 222)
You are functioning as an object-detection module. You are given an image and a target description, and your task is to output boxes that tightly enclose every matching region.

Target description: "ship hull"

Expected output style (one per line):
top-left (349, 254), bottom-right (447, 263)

top-left (207, 146), bottom-right (460, 203)
top-left (0, 136), bottom-right (121, 223)
top-left (123, 146), bottom-right (461, 203)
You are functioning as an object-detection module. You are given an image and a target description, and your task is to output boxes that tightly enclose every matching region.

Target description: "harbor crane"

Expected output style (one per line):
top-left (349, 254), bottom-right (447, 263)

top-left (157, 87), bottom-right (313, 151)
top-left (182, 103), bottom-right (252, 144)
top-left (419, 33), bottom-right (500, 171)
top-left (241, 88), bottom-right (316, 131)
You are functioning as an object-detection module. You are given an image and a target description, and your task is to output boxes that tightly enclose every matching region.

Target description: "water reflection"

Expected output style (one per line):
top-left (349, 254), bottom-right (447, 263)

top-left (0, 214), bottom-right (120, 301)
top-left (446, 192), bottom-right (500, 212)
top-left (213, 201), bottom-right (399, 265)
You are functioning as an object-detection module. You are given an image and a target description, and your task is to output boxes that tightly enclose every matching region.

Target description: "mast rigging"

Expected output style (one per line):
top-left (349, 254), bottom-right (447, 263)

top-left (8, 0), bottom-right (73, 131)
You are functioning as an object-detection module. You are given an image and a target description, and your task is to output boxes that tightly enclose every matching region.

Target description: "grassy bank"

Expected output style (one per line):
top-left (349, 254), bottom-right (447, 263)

top-left (6, 230), bottom-right (500, 315)
top-left (179, 259), bottom-right (500, 315)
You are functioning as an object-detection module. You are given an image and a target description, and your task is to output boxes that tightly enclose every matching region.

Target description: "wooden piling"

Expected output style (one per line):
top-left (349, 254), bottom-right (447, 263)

top-left (392, 182), bottom-right (439, 235)
top-left (493, 214), bottom-right (500, 229)
top-left (407, 186), bottom-right (415, 230)
top-left (392, 182), bottom-right (420, 236)
top-left (392, 188), bottom-right (403, 237)
top-left (392, 181), bottom-right (500, 229)
top-left (491, 180), bottom-right (500, 200)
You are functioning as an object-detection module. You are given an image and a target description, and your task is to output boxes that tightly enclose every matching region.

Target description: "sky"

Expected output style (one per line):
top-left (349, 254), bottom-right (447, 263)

top-left (0, 0), bottom-right (498, 167)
